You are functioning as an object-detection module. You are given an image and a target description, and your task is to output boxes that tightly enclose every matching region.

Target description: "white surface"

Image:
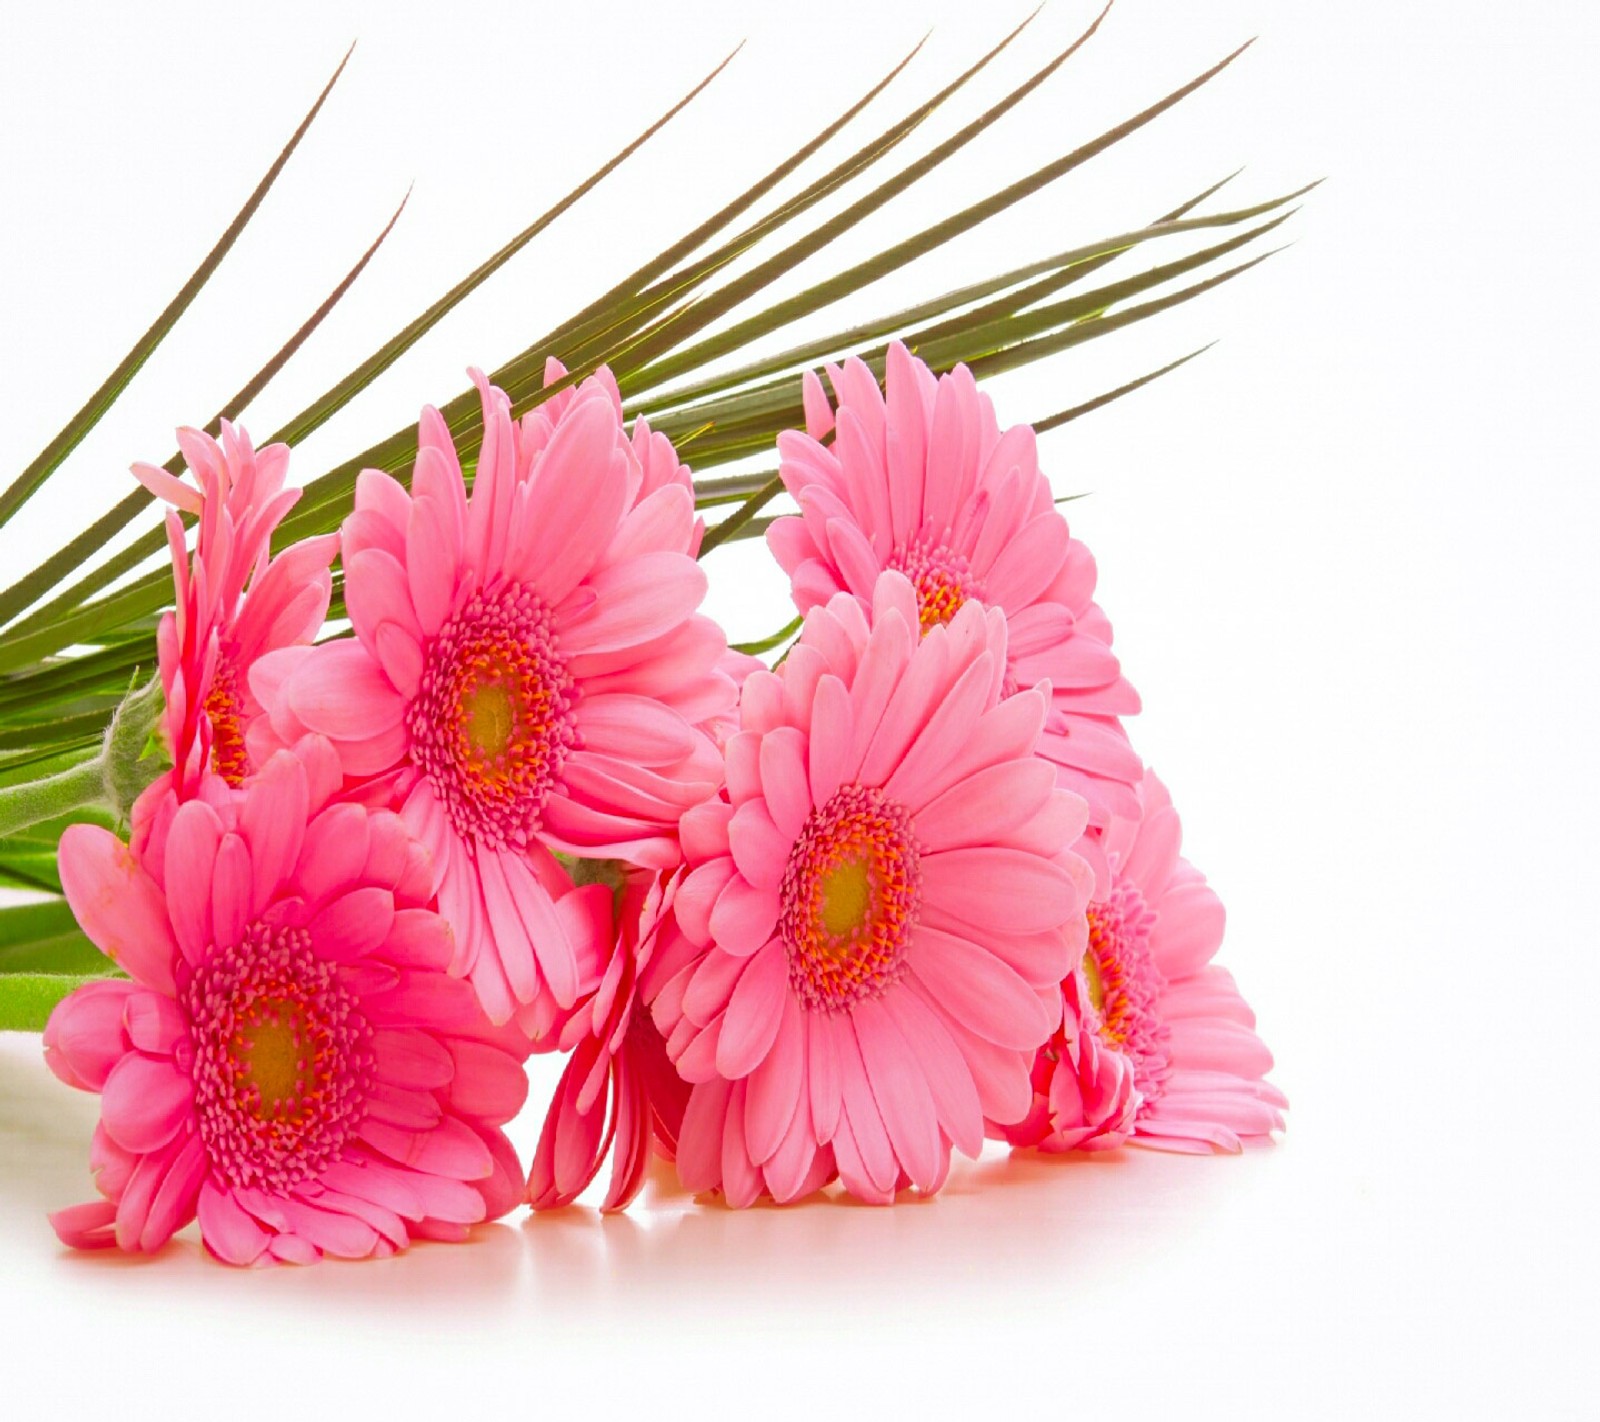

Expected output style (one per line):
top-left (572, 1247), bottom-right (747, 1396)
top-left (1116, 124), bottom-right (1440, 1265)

top-left (2, 0), bottom-right (1598, 1415)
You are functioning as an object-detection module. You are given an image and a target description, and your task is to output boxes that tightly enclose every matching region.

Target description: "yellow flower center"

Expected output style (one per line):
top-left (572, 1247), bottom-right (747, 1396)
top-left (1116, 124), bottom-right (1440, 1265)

top-left (779, 784), bottom-right (921, 1011)
top-left (235, 1004), bottom-right (312, 1117)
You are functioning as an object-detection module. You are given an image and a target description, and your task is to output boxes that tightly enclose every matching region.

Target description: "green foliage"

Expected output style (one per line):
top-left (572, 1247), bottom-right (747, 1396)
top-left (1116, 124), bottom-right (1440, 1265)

top-left (0, 973), bottom-right (119, 1033)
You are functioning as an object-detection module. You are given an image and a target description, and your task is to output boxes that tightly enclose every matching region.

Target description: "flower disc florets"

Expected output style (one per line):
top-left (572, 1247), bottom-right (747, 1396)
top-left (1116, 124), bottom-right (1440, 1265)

top-left (187, 923), bottom-right (374, 1191)
top-left (407, 582), bottom-right (576, 851)
top-left (778, 784), bottom-right (921, 1011)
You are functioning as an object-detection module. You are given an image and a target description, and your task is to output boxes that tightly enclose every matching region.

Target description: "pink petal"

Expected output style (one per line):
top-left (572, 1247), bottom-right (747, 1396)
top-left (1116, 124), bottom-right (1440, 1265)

top-left (210, 832), bottom-right (253, 950)
top-left (708, 874), bottom-right (780, 957)
top-left (239, 748), bottom-right (309, 916)
top-left (515, 398), bottom-right (630, 601)
top-left (720, 1081), bottom-right (763, 1208)
top-left (139, 1133), bottom-right (206, 1251)
top-left (879, 984), bottom-right (982, 1157)
top-left (57, 825), bottom-right (178, 993)
top-left (276, 1197), bottom-right (382, 1259)
top-left (807, 674), bottom-right (853, 808)
top-left (50, 1199), bottom-right (119, 1251)
top-left (123, 991), bottom-right (186, 1056)
top-left (573, 693), bottom-right (697, 765)
top-left (912, 759), bottom-right (1056, 854)
top-left (359, 1115), bottom-right (494, 1180)
top-left (379, 908), bottom-right (456, 973)
top-left (714, 941), bottom-right (788, 1079)
top-left (100, 1053), bottom-right (193, 1154)
top-left (561, 551), bottom-right (707, 657)
top-left (726, 800), bottom-right (791, 891)
top-left (920, 846), bottom-right (1078, 936)
top-left (43, 979), bottom-right (137, 1091)
top-left (407, 493), bottom-right (463, 637)
top-left (287, 639), bottom-right (405, 741)
top-left (909, 925), bottom-right (1055, 1049)
top-left (114, 1132), bottom-right (201, 1252)
top-left (758, 726), bottom-right (813, 841)
top-left (851, 998), bottom-right (942, 1190)
top-left (526, 1046), bottom-right (607, 1208)
top-left (309, 885), bottom-right (396, 961)
top-left (807, 1008), bottom-right (842, 1143)
top-left (344, 547), bottom-right (423, 647)
top-left (983, 511), bottom-right (1070, 610)
top-left (744, 994), bottom-right (804, 1165)
top-left (1150, 880), bottom-right (1227, 979)
top-left (835, 1019), bottom-right (900, 1197)
top-left (296, 802), bottom-right (371, 906)
top-left (161, 800), bottom-right (222, 964)
top-left (448, 1040), bottom-right (529, 1124)
top-left (373, 1027), bottom-right (455, 1090)
top-left (676, 1077), bottom-right (734, 1194)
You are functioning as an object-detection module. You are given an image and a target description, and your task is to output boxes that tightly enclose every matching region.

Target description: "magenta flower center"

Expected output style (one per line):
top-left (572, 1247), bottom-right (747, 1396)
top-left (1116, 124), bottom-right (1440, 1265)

top-left (408, 582), bottom-right (577, 850)
top-left (186, 924), bottom-right (373, 1191)
top-left (890, 536), bottom-right (983, 634)
top-left (1082, 879), bottom-right (1171, 1103)
top-left (779, 784), bottom-right (921, 1012)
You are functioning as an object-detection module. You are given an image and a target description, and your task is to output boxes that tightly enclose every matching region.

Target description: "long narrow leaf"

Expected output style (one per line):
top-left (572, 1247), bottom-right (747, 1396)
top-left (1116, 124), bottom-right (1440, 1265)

top-left (697, 473), bottom-right (785, 557)
top-left (610, 6), bottom-right (1118, 398)
top-left (265, 45), bottom-right (744, 456)
top-left (0, 900), bottom-right (100, 975)
top-left (638, 184), bottom-right (1307, 435)
top-left (1033, 343), bottom-right (1216, 432)
top-left (0, 45), bottom-right (355, 534)
top-left (0, 187), bottom-right (411, 634)
top-left (624, 33), bottom-right (1251, 395)
top-left (0, 51), bottom-right (739, 646)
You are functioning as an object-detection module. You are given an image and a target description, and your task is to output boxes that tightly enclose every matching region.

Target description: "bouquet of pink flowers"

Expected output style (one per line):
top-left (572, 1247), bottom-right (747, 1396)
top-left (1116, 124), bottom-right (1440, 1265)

top-left (0, 10), bottom-right (1290, 1263)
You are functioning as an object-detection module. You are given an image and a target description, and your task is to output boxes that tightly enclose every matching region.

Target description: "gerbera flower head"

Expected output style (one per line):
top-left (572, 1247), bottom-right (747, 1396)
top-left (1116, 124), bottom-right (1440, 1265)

top-left (44, 737), bottom-right (535, 1264)
top-left (768, 342), bottom-right (1142, 828)
top-left (133, 423), bottom-right (336, 798)
top-left (247, 367), bottom-right (735, 1026)
top-left (998, 769), bottom-right (1286, 1154)
top-left (526, 863), bottom-right (696, 1211)
top-left (652, 570), bottom-right (1094, 1206)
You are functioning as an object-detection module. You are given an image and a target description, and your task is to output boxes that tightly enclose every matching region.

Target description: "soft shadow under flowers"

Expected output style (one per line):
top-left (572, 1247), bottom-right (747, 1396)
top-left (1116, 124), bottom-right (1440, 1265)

top-left (520, 1143), bottom-right (1244, 1317)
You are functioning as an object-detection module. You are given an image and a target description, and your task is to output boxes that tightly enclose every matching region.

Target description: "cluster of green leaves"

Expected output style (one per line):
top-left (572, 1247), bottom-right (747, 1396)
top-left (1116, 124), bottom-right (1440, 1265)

top-left (0, 5), bottom-right (1307, 1023)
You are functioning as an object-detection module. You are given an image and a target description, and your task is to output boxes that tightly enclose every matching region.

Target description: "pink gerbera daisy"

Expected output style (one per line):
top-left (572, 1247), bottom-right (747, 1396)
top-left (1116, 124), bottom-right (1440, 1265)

top-left (132, 422), bottom-right (335, 795)
top-left (526, 864), bottom-right (696, 1211)
top-left (998, 769), bottom-right (1285, 1154)
top-left (652, 570), bottom-right (1094, 1206)
top-left (767, 342), bottom-right (1142, 828)
top-left (43, 737), bottom-right (543, 1265)
top-left (249, 368), bottom-right (734, 1026)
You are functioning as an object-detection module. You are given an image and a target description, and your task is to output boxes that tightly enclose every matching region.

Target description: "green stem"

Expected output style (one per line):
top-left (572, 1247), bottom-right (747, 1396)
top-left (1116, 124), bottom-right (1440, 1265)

top-left (0, 673), bottom-right (166, 840)
top-left (0, 757), bottom-right (105, 839)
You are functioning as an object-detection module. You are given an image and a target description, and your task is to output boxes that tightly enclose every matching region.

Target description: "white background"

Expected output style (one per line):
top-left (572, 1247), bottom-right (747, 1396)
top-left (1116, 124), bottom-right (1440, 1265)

top-left (2, 0), bottom-right (1597, 1415)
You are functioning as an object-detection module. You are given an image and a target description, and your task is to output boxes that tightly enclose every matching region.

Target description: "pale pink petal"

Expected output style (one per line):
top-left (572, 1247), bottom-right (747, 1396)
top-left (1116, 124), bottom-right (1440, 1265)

top-left (726, 800), bottom-right (791, 891)
top-left (714, 941), bottom-right (788, 1079)
top-left (908, 925), bottom-right (1055, 1049)
top-left (920, 846), bottom-right (1078, 936)
top-left (560, 551), bottom-right (707, 657)
top-left (744, 994), bottom-right (804, 1165)
top-left (286, 640), bottom-right (405, 742)
top-left (879, 984), bottom-right (983, 1156)
top-left (852, 999), bottom-right (942, 1190)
